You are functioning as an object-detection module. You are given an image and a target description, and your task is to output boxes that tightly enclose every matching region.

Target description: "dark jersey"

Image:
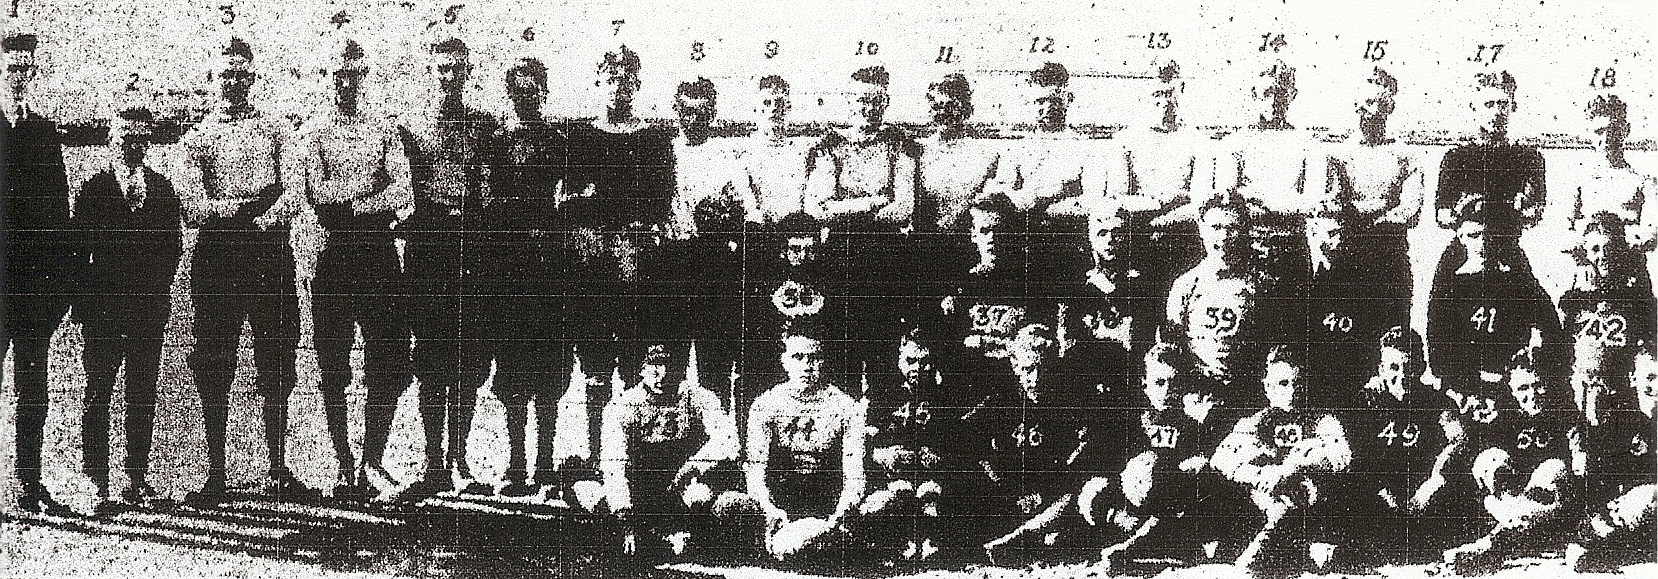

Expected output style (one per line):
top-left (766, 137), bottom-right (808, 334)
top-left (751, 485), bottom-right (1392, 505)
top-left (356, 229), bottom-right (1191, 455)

top-left (962, 369), bottom-right (1107, 500)
top-left (1342, 387), bottom-right (1453, 497)
top-left (1559, 280), bottom-right (1657, 384)
top-left (1435, 144), bottom-right (1547, 236)
top-left (1059, 263), bottom-right (1160, 388)
top-left (1582, 408), bottom-right (1655, 502)
top-left (1133, 407), bottom-right (1214, 463)
top-left (1427, 265), bottom-right (1561, 394)
top-left (1483, 407), bottom-right (1577, 476)
top-left (3, 110), bottom-right (74, 298)
top-left (485, 120), bottom-right (567, 289)
top-left (866, 376), bottom-right (971, 454)
top-left (1305, 259), bottom-right (1397, 404)
top-left (562, 122), bottom-right (677, 233)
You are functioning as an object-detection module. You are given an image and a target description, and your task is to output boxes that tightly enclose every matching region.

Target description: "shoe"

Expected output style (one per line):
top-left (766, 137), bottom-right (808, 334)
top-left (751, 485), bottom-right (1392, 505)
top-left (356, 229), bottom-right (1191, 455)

top-left (362, 463), bottom-right (400, 492)
top-left (333, 477), bottom-right (375, 502)
top-left (383, 476), bottom-right (453, 504)
top-left (185, 475), bottom-right (229, 506)
top-left (456, 478), bottom-right (493, 497)
top-left (265, 468), bottom-right (321, 502)
top-left (1444, 534), bottom-right (1504, 576)
top-left (500, 480), bottom-right (537, 498)
top-left (18, 488), bottom-right (75, 517)
top-left (92, 499), bottom-right (130, 517)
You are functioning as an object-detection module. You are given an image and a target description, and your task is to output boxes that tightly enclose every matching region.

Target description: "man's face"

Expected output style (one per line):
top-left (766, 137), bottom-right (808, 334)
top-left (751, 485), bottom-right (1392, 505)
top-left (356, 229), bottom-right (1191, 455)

top-left (761, 86), bottom-right (790, 129)
top-left (1357, 77), bottom-right (1393, 122)
top-left (1377, 346), bottom-right (1410, 393)
top-left (1143, 358), bottom-right (1177, 410)
top-left (1263, 360), bottom-right (1301, 410)
top-left (113, 115), bottom-right (155, 160)
top-left (1032, 84), bottom-right (1070, 129)
top-left (1509, 368), bottom-right (1544, 416)
top-left (1580, 229), bottom-right (1610, 278)
top-left (1631, 354), bottom-right (1658, 403)
top-left (676, 95), bottom-right (716, 133)
top-left (927, 86), bottom-right (969, 127)
top-left (1307, 216), bottom-right (1344, 260)
top-left (598, 68), bottom-right (636, 112)
top-left (506, 70), bottom-right (544, 116)
top-left (1090, 212), bottom-right (1125, 262)
top-left (333, 60), bottom-right (366, 111)
top-left (854, 83), bottom-right (888, 128)
top-left (969, 207), bottom-right (1003, 261)
top-left (897, 340), bottom-right (935, 386)
top-left (1150, 83), bottom-right (1179, 128)
top-left (1588, 110), bottom-right (1624, 150)
top-left (1472, 84), bottom-right (1513, 140)
top-left (435, 51), bottom-right (470, 97)
top-left (1457, 220), bottom-right (1487, 264)
top-left (219, 55), bottom-right (255, 106)
top-left (783, 235), bottom-right (818, 267)
top-left (1200, 206), bottom-right (1242, 258)
top-left (640, 362), bottom-right (670, 395)
top-left (781, 336), bottom-right (825, 386)
top-left (4, 49), bottom-right (36, 102)
top-left (1008, 332), bottom-right (1051, 372)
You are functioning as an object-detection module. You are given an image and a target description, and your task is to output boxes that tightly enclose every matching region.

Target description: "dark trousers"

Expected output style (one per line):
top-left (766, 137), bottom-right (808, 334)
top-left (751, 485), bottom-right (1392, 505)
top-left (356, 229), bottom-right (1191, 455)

top-left (6, 292), bottom-right (68, 493)
top-left (313, 228), bottom-right (409, 474)
top-left (80, 287), bottom-right (170, 490)
top-left (189, 228), bottom-right (299, 477)
top-left (404, 225), bottom-right (492, 476)
top-left (484, 235), bottom-right (570, 484)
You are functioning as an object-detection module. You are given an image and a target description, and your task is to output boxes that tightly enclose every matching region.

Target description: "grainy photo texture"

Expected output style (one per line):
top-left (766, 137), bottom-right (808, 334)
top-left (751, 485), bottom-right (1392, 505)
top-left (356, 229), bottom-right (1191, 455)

top-left (2, 1), bottom-right (1656, 578)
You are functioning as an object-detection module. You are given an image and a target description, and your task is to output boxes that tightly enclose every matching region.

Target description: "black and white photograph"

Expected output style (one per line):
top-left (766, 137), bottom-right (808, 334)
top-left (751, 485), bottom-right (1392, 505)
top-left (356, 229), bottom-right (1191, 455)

top-left (2, 1), bottom-right (1655, 577)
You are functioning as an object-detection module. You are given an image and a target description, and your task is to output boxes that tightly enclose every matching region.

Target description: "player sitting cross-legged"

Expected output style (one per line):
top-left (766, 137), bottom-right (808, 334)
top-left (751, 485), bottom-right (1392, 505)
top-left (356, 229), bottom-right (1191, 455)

top-left (1210, 345), bottom-right (1353, 578)
top-left (599, 345), bottom-right (743, 557)
top-left (1572, 345), bottom-right (1657, 572)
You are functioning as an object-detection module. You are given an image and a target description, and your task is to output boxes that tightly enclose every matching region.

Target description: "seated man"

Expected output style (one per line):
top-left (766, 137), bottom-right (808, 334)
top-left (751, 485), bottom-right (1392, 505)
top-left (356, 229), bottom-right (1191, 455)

top-left (600, 345), bottom-right (742, 557)
top-left (857, 327), bottom-right (971, 560)
top-left (1574, 345), bottom-right (1657, 571)
top-left (1211, 345), bottom-right (1353, 578)
top-left (742, 332), bottom-right (868, 561)
top-left (963, 324), bottom-right (1112, 564)
top-left (1443, 350), bottom-right (1584, 574)
top-left (1094, 340), bottom-right (1242, 572)
top-left (1336, 326), bottom-right (1461, 567)
top-left (1167, 194), bottom-right (1278, 410)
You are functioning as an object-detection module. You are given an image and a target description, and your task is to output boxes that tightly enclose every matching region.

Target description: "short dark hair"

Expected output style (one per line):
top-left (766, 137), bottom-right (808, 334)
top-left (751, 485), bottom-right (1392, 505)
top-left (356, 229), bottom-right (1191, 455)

top-left (506, 57), bottom-right (548, 91)
top-left (851, 65), bottom-right (889, 87)
top-left (224, 37), bottom-right (254, 61)
top-left (1476, 70), bottom-right (1517, 108)
top-left (433, 37), bottom-right (468, 56)
top-left (1588, 94), bottom-right (1630, 142)
top-left (929, 73), bottom-right (973, 117)
top-left (969, 192), bottom-right (1018, 217)
top-left (774, 212), bottom-right (821, 238)
top-left (1032, 62), bottom-right (1069, 87)
top-left (2, 33), bottom-right (38, 53)
top-left (599, 45), bottom-right (641, 79)
top-left (116, 106), bottom-right (156, 123)
top-left (677, 77), bottom-right (717, 103)
top-left (759, 74), bottom-right (789, 93)
top-left (1265, 344), bottom-right (1306, 370)
top-left (1157, 60), bottom-right (1180, 84)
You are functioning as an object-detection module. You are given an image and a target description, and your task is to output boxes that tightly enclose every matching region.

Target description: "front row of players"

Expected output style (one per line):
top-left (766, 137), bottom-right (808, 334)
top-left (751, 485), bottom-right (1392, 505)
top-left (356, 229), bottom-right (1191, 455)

top-left (584, 319), bottom-right (1655, 576)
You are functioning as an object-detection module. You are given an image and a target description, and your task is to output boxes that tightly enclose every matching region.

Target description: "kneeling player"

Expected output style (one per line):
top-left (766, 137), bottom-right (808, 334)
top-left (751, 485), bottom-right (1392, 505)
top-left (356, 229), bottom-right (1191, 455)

top-left (600, 345), bottom-right (742, 556)
top-left (741, 333), bottom-right (868, 561)
top-left (1572, 345), bottom-right (1656, 572)
top-left (1443, 351), bottom-right (1584, 574)
top-left (1093, 340), bottom-right (1241, 572)
top-left (1210, 346), bottom-right (1353, 578)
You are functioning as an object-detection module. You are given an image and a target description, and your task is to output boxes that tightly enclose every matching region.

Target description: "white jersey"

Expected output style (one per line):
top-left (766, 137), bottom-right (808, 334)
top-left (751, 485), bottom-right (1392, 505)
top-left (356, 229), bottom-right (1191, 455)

top-left (668, 136), bottom-right (751, 238)
top-left (1570, 161), bottom-right (1652, 227)
top-left (919, 135), bottom-right (1003, 231)
top-left (1105, 129), bottom-right (1203, 221)
top-left (1216, 129), bottom-right (1315, 214)
top-left (741, 137), bottom-right (812, 222)
top-left (1324, 140), bottom-right (1425, 224)
top-left (991, 132), bottom-right (1109, 218)
top-left (1168, 259), bottom-right (1268, 378)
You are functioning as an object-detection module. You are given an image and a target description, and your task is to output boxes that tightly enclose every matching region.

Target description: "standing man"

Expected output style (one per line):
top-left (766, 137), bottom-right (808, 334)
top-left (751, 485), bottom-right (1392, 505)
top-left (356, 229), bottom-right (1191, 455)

top-left (179, 37), bottom-right (305, 504)
top-left (1324, 67), bottom-right (1423, 330)
top-left (802, 65), bottom-right (921, 385)
top-left (1433, 70), bottom-right (1546, 279)
top-left (3, 32), bottom-right (75, 515)
top-left (76, 103), bottom-right (182, 513)
top-left (561, 44), bottom-right (678, 494)
top-left (1571, 94), bottom-right (1655, 257)
top-left (741, 75), bottom-right (808, 223)
top-left (393, 38), bottom-right (500, 501)
top-left (917, 73), bottom-right (1002, 233)
top-left (489, 56), bottom-right (568, 498)
top-left (279, 40), bottom-right (413, 500)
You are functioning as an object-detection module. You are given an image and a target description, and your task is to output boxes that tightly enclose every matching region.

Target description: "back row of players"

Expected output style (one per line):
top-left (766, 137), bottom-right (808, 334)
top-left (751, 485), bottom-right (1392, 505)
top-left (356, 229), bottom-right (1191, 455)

top-left (4, 32), bottom-right (1655, 575)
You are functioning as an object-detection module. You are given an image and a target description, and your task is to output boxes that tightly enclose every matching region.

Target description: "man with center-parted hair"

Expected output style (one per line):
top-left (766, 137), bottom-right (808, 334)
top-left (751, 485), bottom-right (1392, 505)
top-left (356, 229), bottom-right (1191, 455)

top-left (179, 37), bottom-right (306, 504)
top-left (267, 39), bottom-right (413, 500)
top-left (1571, 94), bottom-right (1657, 256)
top-left (391, 37), bottom-right (501, 501)
top-left (487, 56), bottom-right (569, 498)
top-left (4, 31), bottom-right (76, 515)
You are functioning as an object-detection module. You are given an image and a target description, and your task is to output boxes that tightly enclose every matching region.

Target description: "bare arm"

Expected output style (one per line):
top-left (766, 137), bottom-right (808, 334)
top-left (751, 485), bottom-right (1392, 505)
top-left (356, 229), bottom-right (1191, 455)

top-left (744, 400), bottom-right (784, 521)
top-left (1211, 413), bottom-right (1273, 487)
top-left (684, 389), bottom-right (740, 474)
top-left (353, 124), bottom-right (415, 219)
top-left (830, 400), bottom-right (868, 526)
top-left (600, 401), bottom-right (634, 512)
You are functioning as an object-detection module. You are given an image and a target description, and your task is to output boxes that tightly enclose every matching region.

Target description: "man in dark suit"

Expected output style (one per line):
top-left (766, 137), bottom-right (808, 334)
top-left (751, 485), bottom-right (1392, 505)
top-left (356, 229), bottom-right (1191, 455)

top-left (3, 32), bottom-right (75, 516)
